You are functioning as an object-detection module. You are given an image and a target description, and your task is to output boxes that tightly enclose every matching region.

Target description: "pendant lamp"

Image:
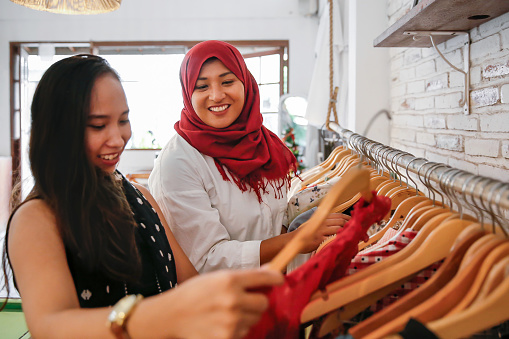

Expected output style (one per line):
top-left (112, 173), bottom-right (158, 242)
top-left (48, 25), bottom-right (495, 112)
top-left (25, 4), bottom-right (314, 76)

top-left (10, 0), bottom-right (122, 15)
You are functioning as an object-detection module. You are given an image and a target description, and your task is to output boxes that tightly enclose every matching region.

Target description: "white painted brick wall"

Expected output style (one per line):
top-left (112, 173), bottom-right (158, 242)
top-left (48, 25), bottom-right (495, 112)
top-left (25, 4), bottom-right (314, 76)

top-left (436, 134), bottom-right (463, 151)
top-left (425, 152), bottom-right (450, 165)
top-left (407, 80), bottom-right (425, 94)
top-left (386, 0), bottom-right (509, 185)
top-left (483, 61), bottom-right (509, 78)
top-left (415, 96), bottom-right (434, 110)
top-left (449, 71), bottom-right (467, 90)
top-left (502, 141), bottom-right (509, 158)
top-left (480, 113), bottom-right (509, 132)
top-left (426, 74), bottom-right (448, 92)
top-left (471, 87), bottom-right (499, 107)
top-left (416, 60), bottom-right (436, 77)
top-left (392, 114), bottom-right (423, 128)
top-left (399, 68), bottom-right (416, 82)
top-left (416, 132), bottom-right (435, 146)
top-left (502, 27), bottom-right (509, 50)
top-left (470, 66), bottom-right (482, 85)
top-left (449, 158), bottom-right (478, 174)
top-left (478, 164), bottom-right (509, 182)
top-left (391, 128), bottom-right (416, 142)
top-left (501, 84), bottom-right (509, 103)
top-left (435, 92), bottom-right (463, 109)
top-left (465, 139), bottom-right (499, 157)
top-left (424, 116), bottom-right (446, 129)
top-left (470, 35), bottom-right (501, 60)
top-left (447, 115), bottom-right (478, 131)
top-left (398, 98), bottom-right (415, 110)
top-left (404, 49), bottom-right (422, 65)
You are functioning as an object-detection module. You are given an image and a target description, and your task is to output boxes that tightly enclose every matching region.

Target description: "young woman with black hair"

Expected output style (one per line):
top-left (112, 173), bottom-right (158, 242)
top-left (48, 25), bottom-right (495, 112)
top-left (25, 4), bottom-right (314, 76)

top-left (2, 54), bottom-right (283, 339)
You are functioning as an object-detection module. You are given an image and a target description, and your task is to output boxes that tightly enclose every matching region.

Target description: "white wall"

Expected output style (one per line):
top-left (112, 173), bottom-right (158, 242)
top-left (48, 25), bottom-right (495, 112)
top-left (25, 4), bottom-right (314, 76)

top-left (348, 0), bottom-right (390, 144)
top-left (0, 0), bottom-right (320, 157)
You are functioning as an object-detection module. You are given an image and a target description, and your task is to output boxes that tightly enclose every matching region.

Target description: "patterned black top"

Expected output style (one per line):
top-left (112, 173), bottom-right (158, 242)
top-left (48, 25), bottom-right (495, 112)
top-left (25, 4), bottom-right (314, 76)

top-left (66, 173), bottom-right (178, 308)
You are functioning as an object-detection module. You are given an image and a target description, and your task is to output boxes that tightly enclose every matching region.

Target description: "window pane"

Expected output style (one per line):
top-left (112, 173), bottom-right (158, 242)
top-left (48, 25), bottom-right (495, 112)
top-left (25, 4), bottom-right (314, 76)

top-left (260, 54), bottom-right (280, 84)
top-left (101, 54), bottom-right (185, 149)
top-left (262, 113), bottom-right (279, 135)
top-left (259, 83), bottom-right (280, 113)
top-left (245, 57), bottom-right (261, 83)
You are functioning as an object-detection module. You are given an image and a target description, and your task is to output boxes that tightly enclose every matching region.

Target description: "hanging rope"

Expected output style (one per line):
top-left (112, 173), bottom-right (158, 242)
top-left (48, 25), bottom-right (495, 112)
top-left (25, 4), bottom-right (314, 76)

top-left (325, 0), bottom-right (339, 131)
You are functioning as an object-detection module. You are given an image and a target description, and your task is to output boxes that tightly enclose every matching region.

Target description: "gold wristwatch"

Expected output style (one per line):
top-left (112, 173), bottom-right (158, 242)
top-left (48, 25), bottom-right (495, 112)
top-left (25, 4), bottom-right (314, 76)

top-left (107, 294), bottom-right (143, 339)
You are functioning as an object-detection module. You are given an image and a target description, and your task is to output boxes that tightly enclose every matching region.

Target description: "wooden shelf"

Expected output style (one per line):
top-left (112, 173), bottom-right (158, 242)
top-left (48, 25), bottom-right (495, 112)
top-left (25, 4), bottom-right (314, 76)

top-left (374, 0), bottom-right (509, 48)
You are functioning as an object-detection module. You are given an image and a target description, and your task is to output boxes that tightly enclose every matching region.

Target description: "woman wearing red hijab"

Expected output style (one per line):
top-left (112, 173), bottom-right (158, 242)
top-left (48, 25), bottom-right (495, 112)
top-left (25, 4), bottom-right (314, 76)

top-left (149, 40), bottom-right (349, 273)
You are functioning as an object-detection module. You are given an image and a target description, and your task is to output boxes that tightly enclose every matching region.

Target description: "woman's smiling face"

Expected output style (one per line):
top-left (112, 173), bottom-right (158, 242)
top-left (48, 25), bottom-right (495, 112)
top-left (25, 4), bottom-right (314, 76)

top-left (85, 74), bottom-right (131, 173)
top-left (191, 58), bottom-right (245, 129)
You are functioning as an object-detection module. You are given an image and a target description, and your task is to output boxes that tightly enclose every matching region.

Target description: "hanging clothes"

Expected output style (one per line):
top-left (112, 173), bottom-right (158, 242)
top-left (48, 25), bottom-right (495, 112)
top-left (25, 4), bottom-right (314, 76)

top-left (245, 192), bottom-right (391, 339)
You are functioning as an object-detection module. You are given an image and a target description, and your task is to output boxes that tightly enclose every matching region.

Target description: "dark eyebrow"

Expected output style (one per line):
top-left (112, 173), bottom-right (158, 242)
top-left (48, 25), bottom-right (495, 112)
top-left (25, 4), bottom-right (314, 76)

top-left (88, 110), bottom-right (129, 119)
top-left (196, 71), bottom-right (234, 81)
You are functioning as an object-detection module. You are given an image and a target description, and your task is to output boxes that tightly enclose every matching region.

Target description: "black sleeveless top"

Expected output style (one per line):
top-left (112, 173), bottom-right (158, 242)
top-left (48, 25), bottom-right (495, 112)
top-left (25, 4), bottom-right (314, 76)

top-left (66, 174), bottom-right (178, 308)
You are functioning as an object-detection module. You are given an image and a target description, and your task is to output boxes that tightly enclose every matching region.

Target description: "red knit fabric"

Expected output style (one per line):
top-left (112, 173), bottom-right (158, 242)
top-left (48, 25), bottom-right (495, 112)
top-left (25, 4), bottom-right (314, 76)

top-left (245, 191), bottom-right (391, 339)
top-left (175, 40), bottom-right (297, 202)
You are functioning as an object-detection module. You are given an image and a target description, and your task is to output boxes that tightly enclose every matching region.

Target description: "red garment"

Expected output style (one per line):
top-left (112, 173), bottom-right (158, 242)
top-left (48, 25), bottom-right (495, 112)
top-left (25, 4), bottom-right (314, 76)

top-left (245, 191), bottom-right (391, 339)
top-left (175, 40), bottom-right (297, 202)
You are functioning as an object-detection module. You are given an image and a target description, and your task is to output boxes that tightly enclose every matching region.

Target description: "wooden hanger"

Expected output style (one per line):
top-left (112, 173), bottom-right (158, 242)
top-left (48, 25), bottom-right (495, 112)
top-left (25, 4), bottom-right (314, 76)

top-left (364, 234), bottom-right (506, 339)
top-left (357, 198), bottom-right (433, 251)
top-left (299, 149), bottom-right (353, 188)
top-left (307, 212), bottom-right (455, 304)
top-left (268, 166), bottom-right (372, 272)
top-left (316, 275), bottom-right (413, 337)
top-left (469, 254), bottom-right (509, 306)
top-left (445, 241), bottom-right (509, 316)
top-left (376, 181), bottom-right (402, 197)
top-left (300, 216), bottom-right (474, 323)
top-left (427, 256), bottom-right (509, 339)
top-left (317, 211), bottom-right (463, 338)
top-left (329, 171), bottom-right (385, 214)
top-left (345, 226), bottom-right (486, 339)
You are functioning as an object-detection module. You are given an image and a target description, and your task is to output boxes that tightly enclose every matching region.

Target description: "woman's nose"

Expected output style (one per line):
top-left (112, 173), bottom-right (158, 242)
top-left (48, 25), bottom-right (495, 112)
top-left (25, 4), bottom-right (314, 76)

top-left (107, 127), bottom-right (125, 147)
top-left (209, 85), bottom-right (226, 102)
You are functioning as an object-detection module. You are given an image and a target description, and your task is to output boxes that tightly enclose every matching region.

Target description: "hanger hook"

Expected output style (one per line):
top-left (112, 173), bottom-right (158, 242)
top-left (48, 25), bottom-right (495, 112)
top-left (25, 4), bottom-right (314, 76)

top-left (387, 149), bottom-right (403, 185)
top-left (405, 157), bottom-right (427, 195)
top-left (390, 151), bottom-right (411, 187)
top-left (494, 184), bottom-right (509, 237)
top-left (423, 163), bottom-right (450, 207)
top-left (440, 168), bottom-right (465, 216)
top-left (483, 180), bottom-right (506, 231)
top-left (460, 174), bottom-right (486, 226)
top-left (416, 161), bottom-right (437, 202)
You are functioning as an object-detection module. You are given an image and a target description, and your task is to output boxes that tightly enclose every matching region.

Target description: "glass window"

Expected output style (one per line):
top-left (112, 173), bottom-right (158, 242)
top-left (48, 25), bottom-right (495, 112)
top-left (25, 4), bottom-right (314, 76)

top-left (99, 54), bottom-right (185, 149)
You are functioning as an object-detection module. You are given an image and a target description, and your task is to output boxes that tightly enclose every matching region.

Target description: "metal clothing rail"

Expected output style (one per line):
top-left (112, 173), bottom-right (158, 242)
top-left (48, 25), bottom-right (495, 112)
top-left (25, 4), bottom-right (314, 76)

top-left (328, 122), bottom-right (509, 215)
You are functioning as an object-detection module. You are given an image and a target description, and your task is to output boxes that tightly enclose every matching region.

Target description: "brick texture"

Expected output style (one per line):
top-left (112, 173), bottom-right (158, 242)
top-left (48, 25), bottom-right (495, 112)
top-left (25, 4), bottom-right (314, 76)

top-left (386, 0), bottom-right (509, 184)
top-left (465, 139), bottom-right (499, 157)
top-left (436, 135), bottom-right (463, 151)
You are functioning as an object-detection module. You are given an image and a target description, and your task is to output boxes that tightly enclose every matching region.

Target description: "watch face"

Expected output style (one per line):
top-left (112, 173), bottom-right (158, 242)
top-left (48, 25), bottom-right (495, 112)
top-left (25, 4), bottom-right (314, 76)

top-left (109, 295), bottom-right (140, 325)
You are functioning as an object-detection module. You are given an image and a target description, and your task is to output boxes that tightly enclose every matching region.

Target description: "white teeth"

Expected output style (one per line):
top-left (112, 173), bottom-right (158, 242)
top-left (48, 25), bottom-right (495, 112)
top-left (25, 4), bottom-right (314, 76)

top-left (100, 153), bottom-right (118, 160)
top-left (210, 105), bottom-right (229, 112)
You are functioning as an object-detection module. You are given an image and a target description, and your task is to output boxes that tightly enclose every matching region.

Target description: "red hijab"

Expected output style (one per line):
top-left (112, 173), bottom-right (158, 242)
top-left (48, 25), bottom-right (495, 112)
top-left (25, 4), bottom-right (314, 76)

top-left (175, 40), bottom-right (297, 202)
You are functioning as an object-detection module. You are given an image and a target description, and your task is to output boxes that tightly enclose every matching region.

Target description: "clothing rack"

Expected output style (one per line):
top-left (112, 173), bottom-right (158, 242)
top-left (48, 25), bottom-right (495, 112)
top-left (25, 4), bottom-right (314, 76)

top-left (328, 122), bottom-right (509, 223)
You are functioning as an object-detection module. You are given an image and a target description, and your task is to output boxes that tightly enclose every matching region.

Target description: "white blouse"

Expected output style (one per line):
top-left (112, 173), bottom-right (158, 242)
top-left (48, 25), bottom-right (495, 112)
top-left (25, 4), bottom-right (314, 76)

top-left (148, 135), bottom-right (288, 273)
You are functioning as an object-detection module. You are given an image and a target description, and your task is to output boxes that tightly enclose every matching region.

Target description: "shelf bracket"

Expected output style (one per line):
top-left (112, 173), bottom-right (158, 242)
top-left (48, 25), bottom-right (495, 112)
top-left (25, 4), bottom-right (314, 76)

top-left (404, 31), bottom-right (470, 115)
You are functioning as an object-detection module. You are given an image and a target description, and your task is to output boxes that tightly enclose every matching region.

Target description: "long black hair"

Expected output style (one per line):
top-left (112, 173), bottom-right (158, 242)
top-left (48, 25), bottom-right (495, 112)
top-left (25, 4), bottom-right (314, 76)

top-left (2, 55), bottom-right (141, 306)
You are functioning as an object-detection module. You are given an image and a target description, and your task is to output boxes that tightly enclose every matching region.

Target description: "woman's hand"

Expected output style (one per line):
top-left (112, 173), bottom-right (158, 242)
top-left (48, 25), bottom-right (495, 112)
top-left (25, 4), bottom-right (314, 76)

top-left (298, 212), bottom-right (351, 254)
top-left (161, 268), bottom-right (284, 339)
